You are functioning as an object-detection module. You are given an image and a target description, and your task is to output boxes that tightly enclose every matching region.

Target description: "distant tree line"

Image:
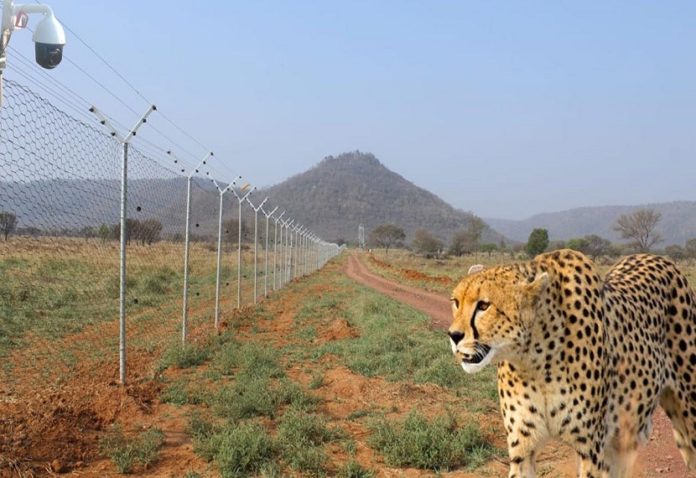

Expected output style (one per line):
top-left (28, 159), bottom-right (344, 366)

top-left (367, 208), bottom-right (696, 263)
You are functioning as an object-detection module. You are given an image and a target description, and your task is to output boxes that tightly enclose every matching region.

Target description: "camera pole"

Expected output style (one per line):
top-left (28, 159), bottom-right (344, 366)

top-left (89, 104), bottom-right (156, 385)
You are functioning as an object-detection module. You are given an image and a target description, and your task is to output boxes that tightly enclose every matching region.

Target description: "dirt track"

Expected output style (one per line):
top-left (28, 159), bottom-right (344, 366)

top-left (344, 252), bottom-right (693, 478)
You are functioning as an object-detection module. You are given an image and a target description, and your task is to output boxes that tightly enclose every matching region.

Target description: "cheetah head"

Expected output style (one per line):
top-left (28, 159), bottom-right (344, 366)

top-left (448, 265), bottom-right (548, 373)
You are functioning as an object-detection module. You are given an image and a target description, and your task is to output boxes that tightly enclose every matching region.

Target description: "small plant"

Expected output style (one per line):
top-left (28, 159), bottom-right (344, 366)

top-left (308, 371), bottom-right (324, 389)
top-left (213, 341), bottom-right (284, 379)
top-left (214, 422), bottom-right (275, 478)
top-left (160, 343), bottom-right (210, 370)
top-left (161, 380), bottom-right (207, 405)
top-left (338, 460), bottom-right (375, 478)
top-left (276, 407), bottom-right (342, 475)
top-left (368, 411), bottom-right (494, 471)
top-left (100, 425), bottom-right (165, 474)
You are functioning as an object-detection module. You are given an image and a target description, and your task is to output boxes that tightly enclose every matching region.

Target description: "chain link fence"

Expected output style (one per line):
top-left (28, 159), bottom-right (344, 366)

top-left (0, 78), bottom-right (341, 399)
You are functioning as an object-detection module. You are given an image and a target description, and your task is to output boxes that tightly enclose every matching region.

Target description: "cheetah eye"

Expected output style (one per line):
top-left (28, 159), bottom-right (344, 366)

top-left (450, 298), bottom-right (460, 309)
top-left (476, 301), bottom-right (490, 312)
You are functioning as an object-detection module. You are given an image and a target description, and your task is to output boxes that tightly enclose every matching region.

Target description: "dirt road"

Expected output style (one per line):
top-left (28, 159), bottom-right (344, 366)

top-left (344, 252), bottom-right (692, 478)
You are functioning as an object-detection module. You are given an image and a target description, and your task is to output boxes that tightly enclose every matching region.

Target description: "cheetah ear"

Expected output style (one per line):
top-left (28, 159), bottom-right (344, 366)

top-left (523, 272), bottom-right (549, 301)
top-left (467, 264), bottom-right (484, 275)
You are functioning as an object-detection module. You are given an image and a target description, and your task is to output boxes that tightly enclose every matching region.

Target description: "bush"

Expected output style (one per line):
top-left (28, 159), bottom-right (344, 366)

top-left (215, 423), bottom-right (275, 478)
top-left (160, 343), bottom-right (210, 370)
top-left (276, 407), bottom-right (342, 475)
top-left (100, 425), bottom-right (165, 474)
top-left (338, 460), bottom-right (375, 478)
top-left (368, 411), bottom-right (494, 471)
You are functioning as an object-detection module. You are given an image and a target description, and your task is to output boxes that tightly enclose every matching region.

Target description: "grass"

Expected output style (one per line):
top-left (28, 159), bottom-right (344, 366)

top-left (337, 460), bottom-right (375, 478)
top-left (368, 410), bottom-right (496, 471)
top-left (214, 422), bottom-right (276, 478)
top-left (276, 406), bottom-right (343, 475)
top-left (159, 342), bottom-right (211, 370)
top-left (298, 279), bottom-right (498, 402)
top-left (99, 425), bottom-right (165, 474)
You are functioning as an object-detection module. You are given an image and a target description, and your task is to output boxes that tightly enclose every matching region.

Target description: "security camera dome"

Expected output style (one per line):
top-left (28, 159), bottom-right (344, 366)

top-left (32, 12), bottom-right (66, 45)
top-left (32, 12), bottom-right (66, 69)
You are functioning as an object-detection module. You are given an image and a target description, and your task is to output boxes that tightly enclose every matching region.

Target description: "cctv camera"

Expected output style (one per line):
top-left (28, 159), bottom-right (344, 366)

top-left (32, 12), bottom-right (65, 69)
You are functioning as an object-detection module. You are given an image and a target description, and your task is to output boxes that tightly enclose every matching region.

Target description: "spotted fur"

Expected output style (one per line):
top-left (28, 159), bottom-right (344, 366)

top-left (448, 249), bottom-right (696, 478)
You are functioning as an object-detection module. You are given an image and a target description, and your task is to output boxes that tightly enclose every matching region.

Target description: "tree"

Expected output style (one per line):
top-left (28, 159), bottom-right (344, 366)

top-left (480, 243), bottom-right (498, 257)
top-left (368, 224), bottom-right (405, 255)
top-left (0, 211), bottom-right (17, 241)
top-left (98, 224), bottom-right (111, 243)
top-left (665, 245), bottom-right (685, 261)
top-left (583, 234), bottom-right (613, 259)
top-left (566, 235), bottom-right (612, 259)
top-left (139, 219), bottom-right (163, 245)
top-left (448, 215), bottom-right (486, 256)
top-left (566, 237), bottom-right (590, 254)
top-left (685, 238), bottom-right (696, 259)
top-left (614, 209), bottom-right (662, 253)
top-left (224, 218), bottom-right (249, 245)
top-left (412, 229), bottom-right (444, 258)
top-left (526, 228), bottom-right (549, 257)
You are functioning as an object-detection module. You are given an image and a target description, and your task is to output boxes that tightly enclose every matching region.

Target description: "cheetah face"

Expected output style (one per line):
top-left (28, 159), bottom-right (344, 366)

top-left (448, 267), bottom-right (548, 374)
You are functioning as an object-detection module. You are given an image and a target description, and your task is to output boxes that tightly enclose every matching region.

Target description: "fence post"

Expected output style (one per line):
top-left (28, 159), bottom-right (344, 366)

top-left (273, 211), bottom-right (284, 291)
top-left (261, 205), bottom-right (278, 298)
top-left (89, 104), bottom-right (156, 385)
top-left (231, 184), bottom-right (254, 308)
top-left (181, 152), bottom-right (213, 344)
top-left (213, 178), bottom-right (237, 330)
top-left (246, 196), bottom-right (268, 305)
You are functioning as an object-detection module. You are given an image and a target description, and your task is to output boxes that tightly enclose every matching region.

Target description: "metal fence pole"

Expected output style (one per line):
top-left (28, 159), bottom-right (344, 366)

top-left (232, 185), bottom-right (254, 308)
top-left (182, 175), bottom-right (193, 342)
top-left (264, 215), bottom-right (270, 296)
top-left (89, 104), bottom-right (155, 385)
top-left (180, 151), bottom-right (213, 344)
top-left (273, 211), bottom-right (284, 291)
top-left (214, 190), bottom-right (224, 329)
top-left (119, 141), bottom-right (128, 383)
top-left (253, 208), bottom-right (258, 302)
top-left (261, 206), bottom-right (277, 298)
top-left (236, 197), bottom-right (242, 308)
top-left (273, 220), bottom-right (278, 290)
top-left (213, 179), bottom-right (237, 330)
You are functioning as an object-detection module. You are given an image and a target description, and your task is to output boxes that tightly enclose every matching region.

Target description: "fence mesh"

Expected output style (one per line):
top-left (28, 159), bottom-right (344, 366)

top-left (0, 78), bottom-right (340, 473)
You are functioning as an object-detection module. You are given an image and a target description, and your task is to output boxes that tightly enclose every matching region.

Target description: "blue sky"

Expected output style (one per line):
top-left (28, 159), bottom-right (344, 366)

top-left (4, 1), bottom-right (696, 219)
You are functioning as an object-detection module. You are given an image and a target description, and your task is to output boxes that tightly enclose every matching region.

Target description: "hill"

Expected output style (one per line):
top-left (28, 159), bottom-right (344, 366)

top-left (261, 151), bottom-right (503, 244)
top-left (0, 152), bottom-right (503, 245)
top-left (486, 201), bottom-right (696, 246)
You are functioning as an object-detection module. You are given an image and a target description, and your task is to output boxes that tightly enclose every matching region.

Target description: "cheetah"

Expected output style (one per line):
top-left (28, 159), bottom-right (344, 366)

top-left (447, 249), bottom-right (696, 478)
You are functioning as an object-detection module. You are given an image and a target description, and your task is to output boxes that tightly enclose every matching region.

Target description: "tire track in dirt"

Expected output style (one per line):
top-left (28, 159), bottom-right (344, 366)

top-left (344, 252), bottom-right (693, 478)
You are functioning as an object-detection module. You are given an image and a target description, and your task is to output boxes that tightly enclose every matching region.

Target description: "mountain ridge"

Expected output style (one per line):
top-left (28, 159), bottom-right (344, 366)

top-left (486, 200), bottom-right (696, 246)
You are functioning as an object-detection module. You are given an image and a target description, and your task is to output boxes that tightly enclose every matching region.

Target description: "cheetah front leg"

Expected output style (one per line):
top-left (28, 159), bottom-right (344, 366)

top-left (505, 431), bottom-right (544, 478)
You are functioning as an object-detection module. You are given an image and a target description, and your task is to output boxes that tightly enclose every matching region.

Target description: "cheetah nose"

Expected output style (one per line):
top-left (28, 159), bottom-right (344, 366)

top-left (448, 330), bottom-right (464, 345)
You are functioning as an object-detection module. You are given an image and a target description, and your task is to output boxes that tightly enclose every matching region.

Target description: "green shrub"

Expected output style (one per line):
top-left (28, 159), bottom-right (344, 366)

top-left (212, 377), bottom-right (316, 421)
top-left (338, 460), bottom-right (374, 478)
top-left (213, 341), bottom-right (284, 379)
top-left (161, 380), bottom-right (207, 405)
top-left (100, 425), bottom-right (165, 474)
top-left (276, 407), bottom-right (341, 475)
top-left (368, 411), bottom-right (494, 471)
top-left (160, 343), bottom-right (210, 370)
top-left (214, 422), bottom-right (275, 478)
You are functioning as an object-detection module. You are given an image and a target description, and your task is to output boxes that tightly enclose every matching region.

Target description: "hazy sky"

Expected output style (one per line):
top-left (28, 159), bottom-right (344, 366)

top-left (4, 1), bottom-right (696, 219)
